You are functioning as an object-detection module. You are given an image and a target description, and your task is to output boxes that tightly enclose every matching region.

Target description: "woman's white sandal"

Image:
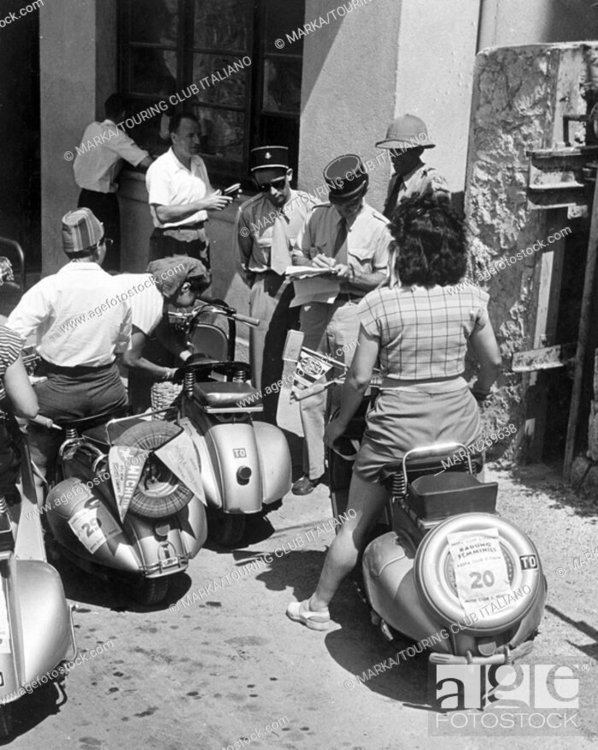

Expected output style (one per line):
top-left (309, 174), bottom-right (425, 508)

top-left (286, 600), bottom-right (331, 631)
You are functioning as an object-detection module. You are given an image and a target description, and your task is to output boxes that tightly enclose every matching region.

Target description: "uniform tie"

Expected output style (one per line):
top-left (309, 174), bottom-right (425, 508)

top-left (383, 175), bottom-right (403, 220)
top-left (270, 210), bottom-right (291, 275)
top-left (333, 217), bottom-right (348, 264)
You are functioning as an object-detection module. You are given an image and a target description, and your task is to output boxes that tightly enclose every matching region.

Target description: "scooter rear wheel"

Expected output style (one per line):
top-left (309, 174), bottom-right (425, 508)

top-left (0, 704), bottom-right (13, 738)
top-left (130, 576), bottom-right (170, 606)
top-left (207, 508), bottom-right (246, 548)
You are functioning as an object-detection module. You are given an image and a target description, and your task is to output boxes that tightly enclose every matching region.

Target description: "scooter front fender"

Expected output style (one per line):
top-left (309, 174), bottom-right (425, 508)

top-left (0, 558), bottom-right (74, 703)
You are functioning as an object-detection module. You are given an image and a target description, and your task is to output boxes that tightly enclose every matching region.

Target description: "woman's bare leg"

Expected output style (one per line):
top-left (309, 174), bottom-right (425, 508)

top-left (309, 473), bottom-right (389, 610)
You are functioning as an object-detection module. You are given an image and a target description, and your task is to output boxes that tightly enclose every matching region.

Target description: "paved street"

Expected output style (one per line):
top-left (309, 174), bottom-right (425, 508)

top-left (3, 462), bottom-right (597, 750)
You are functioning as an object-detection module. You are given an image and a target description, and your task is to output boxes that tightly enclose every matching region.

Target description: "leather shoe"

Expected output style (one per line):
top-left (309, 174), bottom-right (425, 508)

top-left (291, 475), bottom-right (323, 495)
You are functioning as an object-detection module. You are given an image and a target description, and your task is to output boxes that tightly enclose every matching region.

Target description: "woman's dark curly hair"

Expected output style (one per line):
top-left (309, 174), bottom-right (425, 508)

top-left (390, 193), bottom-right (466, 286)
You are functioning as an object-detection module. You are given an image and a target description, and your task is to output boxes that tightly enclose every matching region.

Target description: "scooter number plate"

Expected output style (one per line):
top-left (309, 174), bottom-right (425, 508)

top-left (68, 506), bottom-right (121, 554)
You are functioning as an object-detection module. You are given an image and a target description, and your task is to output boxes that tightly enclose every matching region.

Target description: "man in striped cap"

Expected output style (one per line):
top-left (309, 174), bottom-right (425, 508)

top-left (7, 207), bottom-right (131, 486)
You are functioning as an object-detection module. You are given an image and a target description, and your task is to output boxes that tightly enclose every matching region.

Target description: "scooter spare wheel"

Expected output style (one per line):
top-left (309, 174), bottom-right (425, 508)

top-left (414, 512), bottom-right (544, 634)
top-left (115, 422), bottom-right (193, 518)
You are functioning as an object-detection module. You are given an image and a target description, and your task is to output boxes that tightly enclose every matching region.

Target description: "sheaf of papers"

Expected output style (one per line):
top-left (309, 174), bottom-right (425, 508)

top-left (289, 276), bottom-right (341, 307)
top-left (285, 265), bottom-right (334, 278)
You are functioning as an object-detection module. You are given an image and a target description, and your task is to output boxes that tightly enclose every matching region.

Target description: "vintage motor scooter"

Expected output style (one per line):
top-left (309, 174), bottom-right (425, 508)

top-left (329, 425), bottom-right (547, 666)
top-left (44, 411), bottom-right (208, 606)
top-left (0, 416), bottom-right (76, 737)
top-left (163, 299), bottom-right (292, 546)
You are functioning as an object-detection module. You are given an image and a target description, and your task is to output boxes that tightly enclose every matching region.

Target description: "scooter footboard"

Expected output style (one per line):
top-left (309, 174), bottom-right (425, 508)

top-left (0, 559), bottom-right (74, 702)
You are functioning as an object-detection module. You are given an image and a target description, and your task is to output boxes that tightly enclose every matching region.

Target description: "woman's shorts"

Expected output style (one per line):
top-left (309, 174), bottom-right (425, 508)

top-left (353, 378), bottom-right (482, 483)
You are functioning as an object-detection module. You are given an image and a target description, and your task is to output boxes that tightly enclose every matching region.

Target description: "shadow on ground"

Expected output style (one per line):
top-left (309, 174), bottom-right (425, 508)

top-left (503, 462), bottom-right (598, 520)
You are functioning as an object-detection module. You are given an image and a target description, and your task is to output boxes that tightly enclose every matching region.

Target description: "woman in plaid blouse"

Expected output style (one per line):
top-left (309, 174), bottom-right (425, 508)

top-left (287, 194), bottom-right (502, 630)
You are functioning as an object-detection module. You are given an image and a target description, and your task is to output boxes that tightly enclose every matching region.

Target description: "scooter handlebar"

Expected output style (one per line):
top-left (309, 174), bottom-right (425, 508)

top-left (30, 414), bottom-right (62, 431)
top-left (233, 313), bottom-right (260, 327)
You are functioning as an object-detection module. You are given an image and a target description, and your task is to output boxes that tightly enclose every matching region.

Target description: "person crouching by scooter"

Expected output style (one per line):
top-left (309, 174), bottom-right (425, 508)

top-left (286, 194), bottom-right (502, 629)
top-left (6, 208), bottom-right (131, 495)
top-left (119, 256), bottom-right (211, 412)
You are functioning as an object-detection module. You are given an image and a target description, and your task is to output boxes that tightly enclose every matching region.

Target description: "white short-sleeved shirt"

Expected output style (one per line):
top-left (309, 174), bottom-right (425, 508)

top-left (73, 119), bottom-right (149, 194)
top-left (114, 274), bottom-right (164, 338)
top-left (7, 263), bottom-right (131, 367)
top-left (145, 148), bottom-right (212, 228)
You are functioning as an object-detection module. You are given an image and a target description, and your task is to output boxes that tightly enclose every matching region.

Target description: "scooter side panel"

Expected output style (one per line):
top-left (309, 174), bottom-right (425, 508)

top-left (253, 421), bottom-right (292, 504)
top-left (46, 481), bottom-right (141, 573)
top-left (176, 496), bottom-right (208, 558)
top-left (0, 560), bottom-right (73, 701)
top-left (202, 421), bottom-right (263, 513)
top-left (362, 531), bottom-right (451, 652)
top-left (180, 400), bottom-right (223, 508)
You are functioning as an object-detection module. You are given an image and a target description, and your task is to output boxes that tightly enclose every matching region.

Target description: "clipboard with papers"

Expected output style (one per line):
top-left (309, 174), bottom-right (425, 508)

top-left (285, 265), bottom-right (341, 306)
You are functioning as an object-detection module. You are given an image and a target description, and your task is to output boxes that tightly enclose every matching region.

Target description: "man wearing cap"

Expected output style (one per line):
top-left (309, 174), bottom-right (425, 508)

top-left (7, 208), bottom-right (131, 485)
top-left (376, 114), bottom-right (449, 220)
top-left (118, 256), bottom-right (211, 411)
top-left (234, 145), bottom-right (316, 420)
top-left (146, 112), bottom-right (232, 267)
top-left (74, 93), bottom-right (153, 271)
top-left (291, 154), bottom-right (391, 495)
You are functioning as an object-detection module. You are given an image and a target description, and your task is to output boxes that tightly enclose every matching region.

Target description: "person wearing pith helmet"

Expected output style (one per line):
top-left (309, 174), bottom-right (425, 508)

top-left (376, 113), bottom-right (449, 220)
top-left (290, 154), bottom-right (392, 495)
top-left (234, 145), bottom-right (316, 423)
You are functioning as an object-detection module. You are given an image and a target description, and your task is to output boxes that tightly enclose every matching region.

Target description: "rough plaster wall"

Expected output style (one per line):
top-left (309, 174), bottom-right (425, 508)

top-left (299, 0), bottom-right (401, 211)
top-left (393, 0), bottom-right (481, 197)
top-left (465, 43), bottom-right (598, 456)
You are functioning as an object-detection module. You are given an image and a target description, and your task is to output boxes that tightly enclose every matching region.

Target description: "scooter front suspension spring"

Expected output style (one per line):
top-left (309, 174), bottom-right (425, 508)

top-left (184, 371), bottom-right (195, 396)
top-left (0, 497), bottom-right (7, 515)
top-left (392, 473), bottom-right (406, 499)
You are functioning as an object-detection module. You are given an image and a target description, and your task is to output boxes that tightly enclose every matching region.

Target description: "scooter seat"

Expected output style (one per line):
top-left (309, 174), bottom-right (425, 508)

top-left (193, 381), bottom-right (261, 409)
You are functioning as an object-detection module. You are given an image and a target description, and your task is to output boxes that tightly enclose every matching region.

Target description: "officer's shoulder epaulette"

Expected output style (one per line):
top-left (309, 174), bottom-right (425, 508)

top-left (239, 193), bottom-right (264, 213)
top-left (370, 208), bottom-right (390, 223)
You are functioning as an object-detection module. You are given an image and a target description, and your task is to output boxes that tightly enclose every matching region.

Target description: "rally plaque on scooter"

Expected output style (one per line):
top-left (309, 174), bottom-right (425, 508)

top-left (447, 529), bottom-right (511, 614)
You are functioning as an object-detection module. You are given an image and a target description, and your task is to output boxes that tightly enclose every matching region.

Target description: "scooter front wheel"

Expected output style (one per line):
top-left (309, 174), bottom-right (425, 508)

top-left (207, 508), bottom-right (246, 548)
top-left (129, 576), bottom-right (170, 606)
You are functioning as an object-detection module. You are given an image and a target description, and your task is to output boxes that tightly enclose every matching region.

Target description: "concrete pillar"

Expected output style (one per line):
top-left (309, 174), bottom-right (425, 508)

top-left (39, 0), bottom-right (116, 274)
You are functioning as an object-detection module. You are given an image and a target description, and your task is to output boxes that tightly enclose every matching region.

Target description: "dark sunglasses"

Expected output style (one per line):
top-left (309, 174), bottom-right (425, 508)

top-left (255, 176), bottom-right (287, 192)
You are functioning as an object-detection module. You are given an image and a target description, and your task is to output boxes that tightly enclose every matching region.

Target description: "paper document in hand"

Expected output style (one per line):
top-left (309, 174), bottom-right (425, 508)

top-left (285, 266), bottom-right (334, 278)
top-left (290, 276), bottom-right (340, 307)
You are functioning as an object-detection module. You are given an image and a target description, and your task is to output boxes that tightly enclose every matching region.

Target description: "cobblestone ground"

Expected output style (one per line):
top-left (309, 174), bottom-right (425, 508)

top-left (4, 462), bottom-right (597, 750)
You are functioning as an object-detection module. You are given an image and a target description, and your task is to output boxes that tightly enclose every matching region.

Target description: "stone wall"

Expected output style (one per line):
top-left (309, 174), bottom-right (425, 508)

top-left (465, 43), bottom-right (598, 459)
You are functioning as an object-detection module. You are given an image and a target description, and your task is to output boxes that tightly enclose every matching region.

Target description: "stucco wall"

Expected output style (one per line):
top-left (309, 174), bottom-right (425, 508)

top-left (39, 0), bottom-right (117, 274)
top-left (465, 43), bottom-right (598, 455)
top-left (299, 0), bottom-right (402, 211)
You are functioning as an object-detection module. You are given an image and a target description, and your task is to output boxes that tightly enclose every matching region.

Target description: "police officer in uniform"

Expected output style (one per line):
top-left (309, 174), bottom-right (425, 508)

top-left (234, 146), bottom-right (315, 421)
top-left (376, 114), bottom-right (449, 219)
top-left (291, 154), bottom-right (391, 495)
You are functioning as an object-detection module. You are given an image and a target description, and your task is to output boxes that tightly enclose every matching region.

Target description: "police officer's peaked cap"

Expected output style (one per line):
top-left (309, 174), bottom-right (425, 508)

top-left (323, 154), bottom-right (368, 200)
top-left (250, 145), bottom-right (289, 172)
top-left (376, 114), bottom-right (435, 150)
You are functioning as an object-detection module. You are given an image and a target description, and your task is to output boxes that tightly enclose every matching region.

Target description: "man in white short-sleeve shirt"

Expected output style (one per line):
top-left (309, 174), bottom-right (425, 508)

top-left (74, 93), bottom-right (153, 270)
top-left (145, 113), bottom-right (232, 267)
